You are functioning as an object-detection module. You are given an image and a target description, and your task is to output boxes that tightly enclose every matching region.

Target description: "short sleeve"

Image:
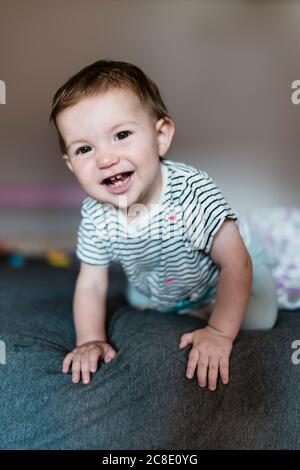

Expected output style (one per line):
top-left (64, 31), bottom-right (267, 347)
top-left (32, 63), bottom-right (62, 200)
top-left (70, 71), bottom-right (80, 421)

top-left (181, 171), bottom-right (239, 255)
top-left (76, 198), bottom-right (111, 266)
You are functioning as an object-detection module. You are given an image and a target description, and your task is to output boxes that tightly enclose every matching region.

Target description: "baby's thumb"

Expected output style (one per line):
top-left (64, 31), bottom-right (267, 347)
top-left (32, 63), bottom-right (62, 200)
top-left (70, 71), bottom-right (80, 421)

top-left (179, 332), bottom-right (193, 349)
top-left (104, 347), bottom-right (117, 363)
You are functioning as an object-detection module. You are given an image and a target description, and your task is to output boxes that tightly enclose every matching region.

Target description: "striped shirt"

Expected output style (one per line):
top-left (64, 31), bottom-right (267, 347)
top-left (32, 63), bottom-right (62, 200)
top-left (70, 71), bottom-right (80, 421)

top-left (76, 158), bottom-right (239, 311)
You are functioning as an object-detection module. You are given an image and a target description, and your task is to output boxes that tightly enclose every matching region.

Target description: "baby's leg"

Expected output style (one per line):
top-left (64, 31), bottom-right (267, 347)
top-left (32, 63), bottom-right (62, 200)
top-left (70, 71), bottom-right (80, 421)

top-left (125, 281), bottom-right (156, 310)
top-left (240, 261), bottom-right (278, 330)
top-left (238, 218), bottom-right (278, 330)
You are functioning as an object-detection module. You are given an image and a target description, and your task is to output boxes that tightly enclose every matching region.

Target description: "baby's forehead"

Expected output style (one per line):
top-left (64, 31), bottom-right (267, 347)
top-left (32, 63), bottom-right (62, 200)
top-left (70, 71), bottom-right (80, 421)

top-left (57, 87), bottom-right (155, 135)
top-left (78, 90), bottom-right (152, 124)
top-left (73, 87), bottom-right (149, 117)
top-left (90, 86), bottom-right (142, 107)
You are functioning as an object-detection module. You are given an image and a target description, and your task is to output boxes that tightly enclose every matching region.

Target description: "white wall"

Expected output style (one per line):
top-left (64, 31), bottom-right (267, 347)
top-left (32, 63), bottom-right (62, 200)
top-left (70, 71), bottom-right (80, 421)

top-left (0, 0), bottom-right (299, 222)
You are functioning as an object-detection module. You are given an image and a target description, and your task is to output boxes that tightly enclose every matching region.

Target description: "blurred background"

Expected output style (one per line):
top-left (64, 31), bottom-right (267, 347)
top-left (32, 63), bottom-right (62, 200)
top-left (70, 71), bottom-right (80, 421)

top-left (0, 0), bottom-right (299, 260)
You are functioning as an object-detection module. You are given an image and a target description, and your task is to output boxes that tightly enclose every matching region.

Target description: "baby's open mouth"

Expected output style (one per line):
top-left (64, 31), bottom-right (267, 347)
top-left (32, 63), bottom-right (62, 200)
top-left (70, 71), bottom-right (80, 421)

top-left (103, 171), bottom-right (133, 187)
top-left (101, 171), bottom-right (134, 194)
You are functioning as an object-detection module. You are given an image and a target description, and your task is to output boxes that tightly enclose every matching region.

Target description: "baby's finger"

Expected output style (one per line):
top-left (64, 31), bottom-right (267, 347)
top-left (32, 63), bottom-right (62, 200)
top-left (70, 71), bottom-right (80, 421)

top-left (89, 347), bottom-right (103, 372)
top-left (219, 356), bottom-right (229, 385)
top-left (62, 352), bottom-right (74, 373)
top-left (186, 349), bottom-right (199, 379)
top-left (81, 352), bottom-right (91, 384)
top-left (71, 358), bottom-right (82, 383)
top-left (196, 355), bottom-right (209, 387)
top-left (208, 357), bottom-right (219, 391)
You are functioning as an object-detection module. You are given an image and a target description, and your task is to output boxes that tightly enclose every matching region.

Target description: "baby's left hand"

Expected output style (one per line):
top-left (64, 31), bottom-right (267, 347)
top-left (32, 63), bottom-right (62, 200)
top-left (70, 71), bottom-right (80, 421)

top-left (179, 326), bottom-right (233, 391)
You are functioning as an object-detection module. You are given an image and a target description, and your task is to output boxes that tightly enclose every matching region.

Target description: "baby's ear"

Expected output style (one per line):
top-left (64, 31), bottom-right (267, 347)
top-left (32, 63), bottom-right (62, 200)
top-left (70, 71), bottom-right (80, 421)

top-left (62, 154), bottom-right (74, 173)
top-left (156, 117), bottom-right (175, 157)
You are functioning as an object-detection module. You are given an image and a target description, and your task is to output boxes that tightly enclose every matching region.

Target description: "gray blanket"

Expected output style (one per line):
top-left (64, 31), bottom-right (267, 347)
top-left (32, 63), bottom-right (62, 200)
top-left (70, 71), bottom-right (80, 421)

top-left (0, 262), bottom-right (299, 449)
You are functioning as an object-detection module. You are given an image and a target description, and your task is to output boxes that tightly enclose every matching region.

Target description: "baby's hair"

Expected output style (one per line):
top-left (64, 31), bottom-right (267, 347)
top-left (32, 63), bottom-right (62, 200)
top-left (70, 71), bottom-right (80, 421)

top-left (50, 59), bottom-right (170, 156)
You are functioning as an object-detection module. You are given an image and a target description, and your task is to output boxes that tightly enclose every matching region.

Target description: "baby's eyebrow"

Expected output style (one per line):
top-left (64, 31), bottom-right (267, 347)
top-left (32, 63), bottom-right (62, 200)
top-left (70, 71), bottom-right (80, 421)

top-left (67, 120), bottom-right (138, 152)
top-left (107, 120), bottom-right (138, 131)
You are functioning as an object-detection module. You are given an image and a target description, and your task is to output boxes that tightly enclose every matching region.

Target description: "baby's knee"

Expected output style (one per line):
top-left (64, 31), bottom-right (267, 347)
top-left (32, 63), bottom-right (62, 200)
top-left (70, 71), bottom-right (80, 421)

top-left (249, 307), bottom-right (278, 331)
top-left (241, 301), bottom-right (278, 331)
top-left (241, 264), bottom-right (278, 331)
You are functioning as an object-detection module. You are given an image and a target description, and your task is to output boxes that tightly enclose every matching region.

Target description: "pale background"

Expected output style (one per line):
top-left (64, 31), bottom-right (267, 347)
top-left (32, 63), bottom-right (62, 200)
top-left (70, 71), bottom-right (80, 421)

top-left (0, 0), bottom-right (299, 254)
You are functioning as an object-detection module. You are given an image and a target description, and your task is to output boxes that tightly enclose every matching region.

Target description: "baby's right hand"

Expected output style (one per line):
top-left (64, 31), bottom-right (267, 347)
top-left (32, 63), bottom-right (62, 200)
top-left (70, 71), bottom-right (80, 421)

top-left (62, 340), bottom-right (117, 384)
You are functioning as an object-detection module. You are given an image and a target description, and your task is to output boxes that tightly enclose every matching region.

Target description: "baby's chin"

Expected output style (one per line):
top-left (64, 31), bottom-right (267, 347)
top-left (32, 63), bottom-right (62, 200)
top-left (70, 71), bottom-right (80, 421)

top-left (87, 186), bottom-right (135, 209)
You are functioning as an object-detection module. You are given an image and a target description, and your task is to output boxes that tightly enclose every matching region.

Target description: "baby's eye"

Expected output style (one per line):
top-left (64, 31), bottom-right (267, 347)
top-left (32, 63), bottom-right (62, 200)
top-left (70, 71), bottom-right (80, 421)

top-left (75, 145), bottom-right (92, 156)
top-left (114, 130), bottom-right (132, 141)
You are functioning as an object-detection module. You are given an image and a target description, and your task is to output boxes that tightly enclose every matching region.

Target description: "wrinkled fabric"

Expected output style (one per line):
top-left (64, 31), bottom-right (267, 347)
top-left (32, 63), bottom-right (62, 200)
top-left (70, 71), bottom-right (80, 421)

top-left (0, 263), bottom-right (299, 449)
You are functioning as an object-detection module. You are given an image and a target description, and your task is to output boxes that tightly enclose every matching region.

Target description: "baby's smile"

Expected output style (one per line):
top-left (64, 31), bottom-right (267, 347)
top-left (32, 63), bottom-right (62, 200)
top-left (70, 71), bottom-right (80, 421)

top-left (100, 170), bottom-right (134, 194)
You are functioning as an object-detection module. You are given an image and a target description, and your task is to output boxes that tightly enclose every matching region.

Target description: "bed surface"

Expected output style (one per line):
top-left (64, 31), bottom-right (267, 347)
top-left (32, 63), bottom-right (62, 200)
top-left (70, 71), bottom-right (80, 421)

top-left (0, 262), bottom-right (299, 449)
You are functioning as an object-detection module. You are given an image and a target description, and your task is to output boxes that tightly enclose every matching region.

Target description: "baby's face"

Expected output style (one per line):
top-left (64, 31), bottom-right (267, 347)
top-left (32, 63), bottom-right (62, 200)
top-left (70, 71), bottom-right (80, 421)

top-left (56, 87), bottom-right (174, 211)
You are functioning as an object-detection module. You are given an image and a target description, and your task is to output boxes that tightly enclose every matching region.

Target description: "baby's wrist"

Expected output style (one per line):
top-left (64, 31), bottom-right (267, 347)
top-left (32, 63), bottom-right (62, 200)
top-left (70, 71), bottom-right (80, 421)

top-left (76, 337), bottom-right (107, 347)
top-left (205, 324), bottom-right (235, 342)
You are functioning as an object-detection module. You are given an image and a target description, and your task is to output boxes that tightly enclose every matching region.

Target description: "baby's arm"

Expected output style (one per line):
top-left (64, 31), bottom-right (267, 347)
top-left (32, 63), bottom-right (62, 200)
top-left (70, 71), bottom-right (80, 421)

top-left (179, 220), bottom-right (252, 390)
top-left (206, 220), bottom-right (253, 340)
top-left (62, 262), bottom-right (117, 384)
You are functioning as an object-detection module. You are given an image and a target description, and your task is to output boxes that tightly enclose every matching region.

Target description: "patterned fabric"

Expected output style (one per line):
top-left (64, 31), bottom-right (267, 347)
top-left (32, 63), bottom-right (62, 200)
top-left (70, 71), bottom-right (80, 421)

top-left (243, 207), bottom-right (300, 309)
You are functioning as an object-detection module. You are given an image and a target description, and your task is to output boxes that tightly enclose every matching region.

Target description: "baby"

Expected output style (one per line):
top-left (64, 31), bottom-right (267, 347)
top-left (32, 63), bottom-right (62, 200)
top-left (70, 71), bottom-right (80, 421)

top-left (50, 59), bottom-right (278, 391)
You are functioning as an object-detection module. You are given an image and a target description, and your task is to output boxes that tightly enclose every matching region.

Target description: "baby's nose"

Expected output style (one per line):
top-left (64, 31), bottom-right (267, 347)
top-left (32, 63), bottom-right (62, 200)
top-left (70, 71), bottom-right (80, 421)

top-left (95, 152), bottom-right (120, 168)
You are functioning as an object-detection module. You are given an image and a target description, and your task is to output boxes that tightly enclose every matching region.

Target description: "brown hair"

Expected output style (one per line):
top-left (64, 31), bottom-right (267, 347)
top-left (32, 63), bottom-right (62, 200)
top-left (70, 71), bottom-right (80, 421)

top-left (50, 59), bottom-right (170, 155)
